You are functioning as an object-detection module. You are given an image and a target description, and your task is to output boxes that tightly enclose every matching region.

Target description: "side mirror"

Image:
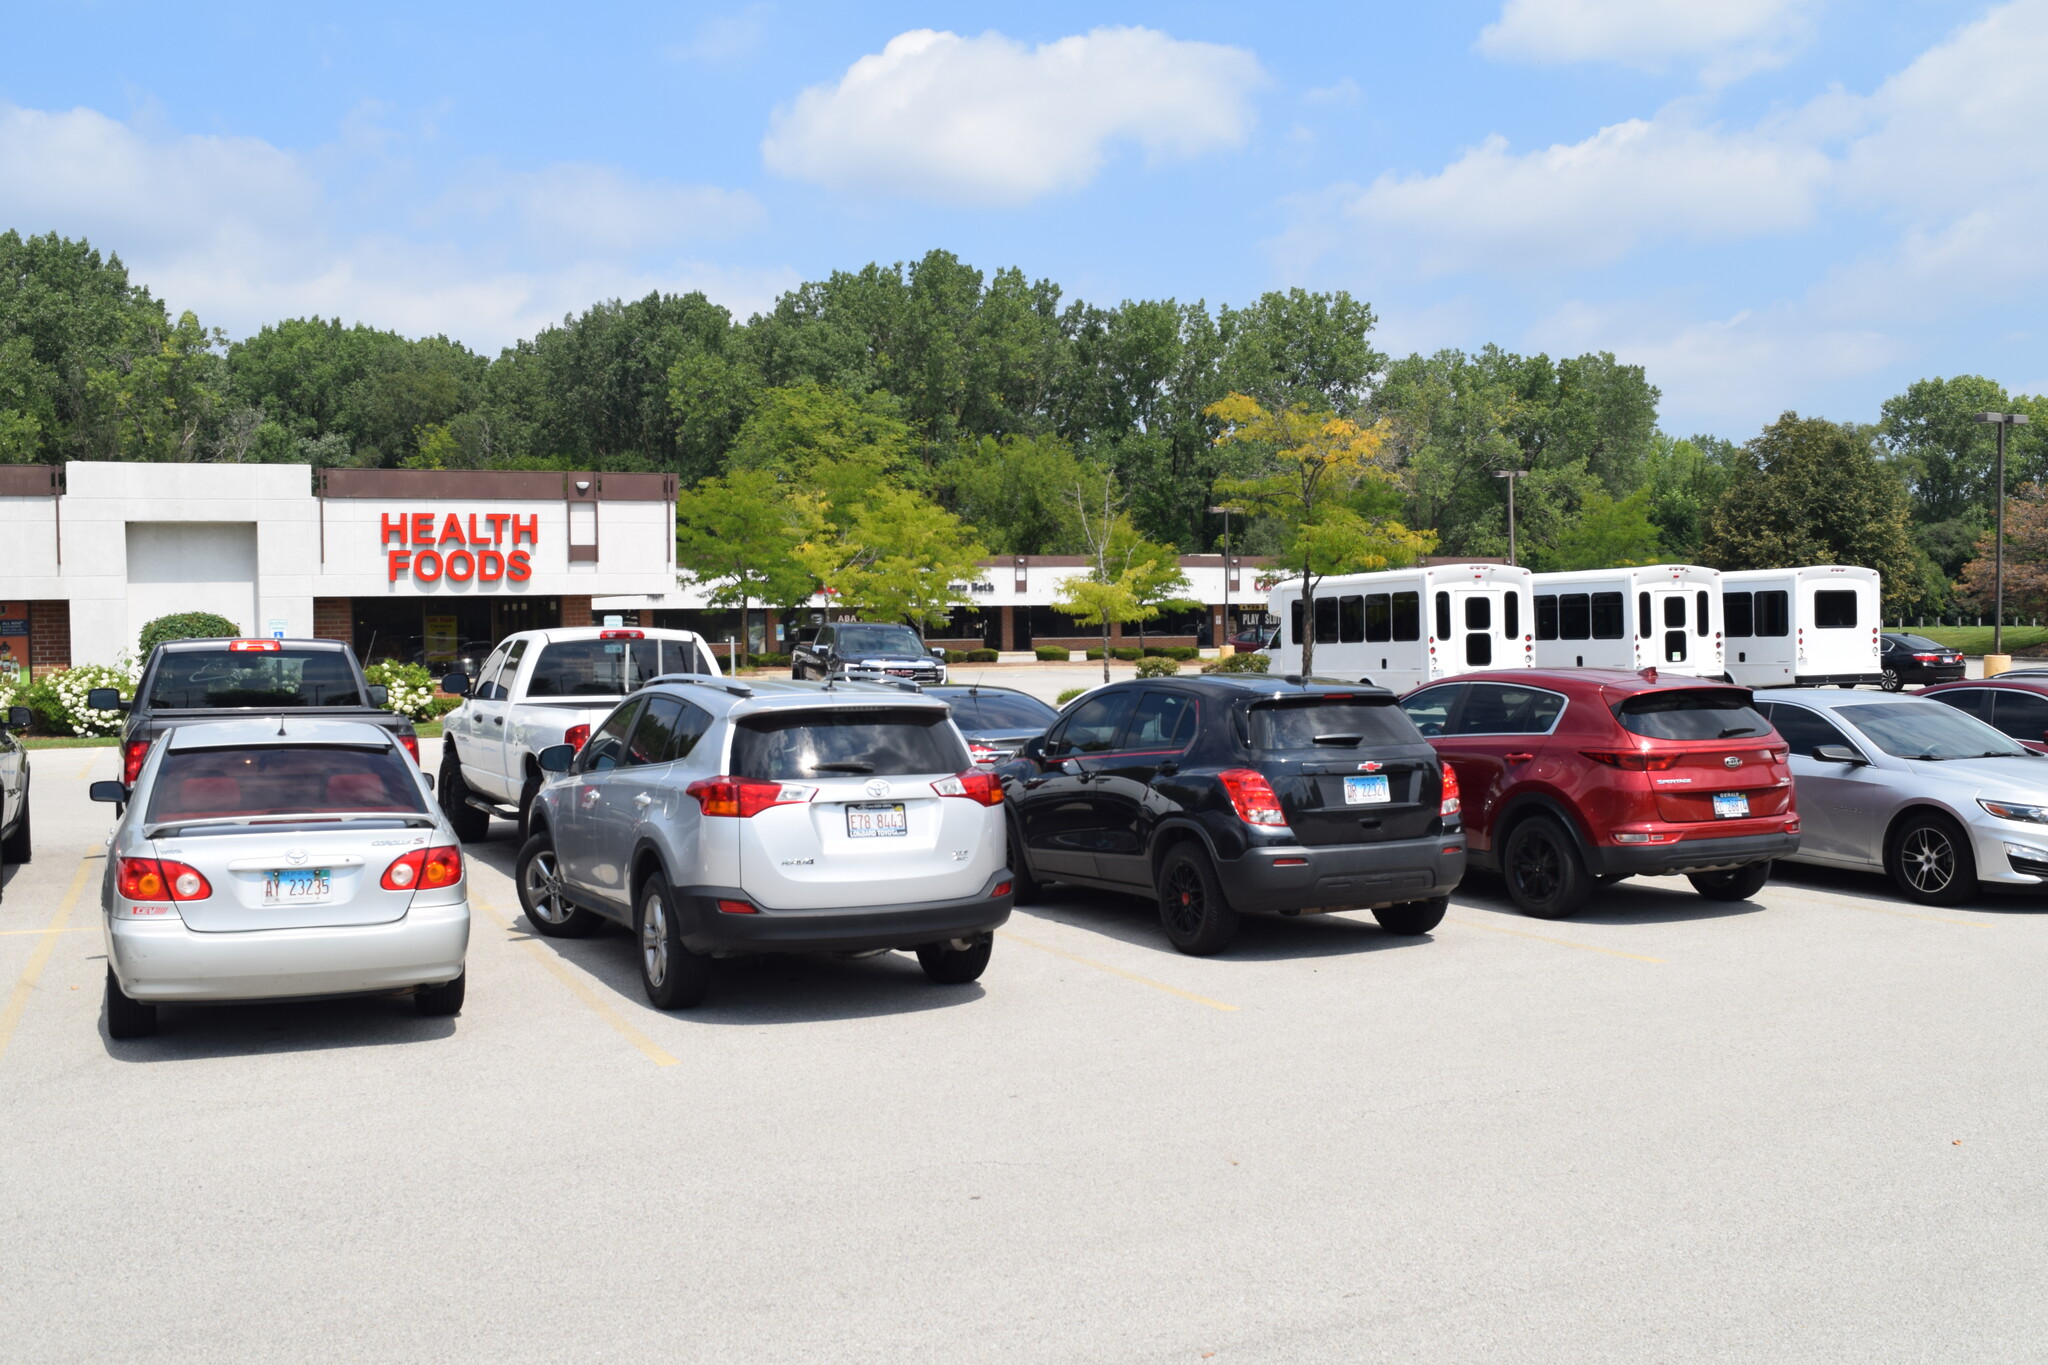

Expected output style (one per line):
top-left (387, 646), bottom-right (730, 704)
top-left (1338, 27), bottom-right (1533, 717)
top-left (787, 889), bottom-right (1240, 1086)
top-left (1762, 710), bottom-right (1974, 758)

top-left (1021, 735), bottom-right (1043, 759)
top-left (367, 684), bottom-right (390, 708)
top-left (931, 647), bottom-right (946, 659)
top-left (89, 781), bottom-right (128, 804)
top-left (87, 688), bottom-right (123, 712)
top-left (441, 673), bottom-right (470, 697)
top-left (1812, 744), bottom-right (1865, 765)
top-left (423, 773), bottom-right (435, 792)
top-left (537, 744), bottom-right (576, 773)
top-left (5, 705), bottom-right (28, 730)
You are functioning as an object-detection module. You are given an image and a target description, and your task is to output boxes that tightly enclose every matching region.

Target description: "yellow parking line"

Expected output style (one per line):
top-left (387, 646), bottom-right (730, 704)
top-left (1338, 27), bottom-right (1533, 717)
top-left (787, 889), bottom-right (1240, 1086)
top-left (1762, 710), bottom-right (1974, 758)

top-left (1000, 929), bottom-right (1240, 1011)
top-left (0, 854), bottom-right (98, 1063)
top-left (1447, 916), bottom-right (1666, 964)
top-left (0, 926), bottom-right (96, 937)
top-left (472, 896), bottom-right (679, 1067)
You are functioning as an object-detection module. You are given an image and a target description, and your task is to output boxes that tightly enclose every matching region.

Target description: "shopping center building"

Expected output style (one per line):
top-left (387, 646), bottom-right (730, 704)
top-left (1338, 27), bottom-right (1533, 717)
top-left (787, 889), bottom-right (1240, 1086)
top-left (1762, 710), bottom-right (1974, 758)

top-left (0, 463), bottom-right (683, 677)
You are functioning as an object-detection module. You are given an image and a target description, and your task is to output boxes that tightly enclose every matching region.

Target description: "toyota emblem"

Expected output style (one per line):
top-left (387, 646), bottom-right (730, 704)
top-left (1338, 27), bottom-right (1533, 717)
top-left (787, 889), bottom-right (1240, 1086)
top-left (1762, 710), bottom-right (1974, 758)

top-left (1724, 756), bottom-right (1743, 769)
top-left (285, 849), bottom-right (309, 866)
top-left (864, 778), bottom-right (892, 799)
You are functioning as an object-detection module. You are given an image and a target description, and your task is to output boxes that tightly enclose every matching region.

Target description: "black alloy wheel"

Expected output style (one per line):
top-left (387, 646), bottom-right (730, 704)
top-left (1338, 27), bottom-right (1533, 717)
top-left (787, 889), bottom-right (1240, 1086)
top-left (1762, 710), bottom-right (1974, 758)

top-left (1502, 816), bottom-right (1591, 920)
top-left (1156, 844), bottom-right (1240, 955)
top-left (1888, 812), bottom-right (1977, 907)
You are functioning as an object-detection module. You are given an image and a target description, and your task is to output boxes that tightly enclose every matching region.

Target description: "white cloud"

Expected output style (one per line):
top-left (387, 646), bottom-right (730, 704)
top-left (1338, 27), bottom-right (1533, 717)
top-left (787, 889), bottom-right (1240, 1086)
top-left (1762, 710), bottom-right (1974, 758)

top-left (0, 102), bottom-right (787, 348)
top-left (1478, 0), bottom-right (1819, 83)
top-left (761, 26), bottom-right (1265, 205)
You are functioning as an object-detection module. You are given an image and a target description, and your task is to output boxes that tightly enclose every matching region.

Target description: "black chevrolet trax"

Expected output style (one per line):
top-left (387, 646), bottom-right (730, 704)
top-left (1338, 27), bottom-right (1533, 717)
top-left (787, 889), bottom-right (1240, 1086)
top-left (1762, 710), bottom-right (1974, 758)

top-left (998, 676), bottom-right (1466, 954)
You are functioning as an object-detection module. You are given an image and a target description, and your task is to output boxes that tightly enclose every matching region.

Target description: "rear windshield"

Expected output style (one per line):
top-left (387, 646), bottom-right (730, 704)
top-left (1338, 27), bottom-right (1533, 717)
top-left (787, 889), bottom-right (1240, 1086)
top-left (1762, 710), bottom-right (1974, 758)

top-left (1251, 698), bottom-right (1419, 751)
top-left (945, 692), bottom-right (1058, 731)
top-left (148, 650), bottom-right (362, 709)
top-left (732, 707), bottom-right (969, 780)
top-left (526, 639), bottom-right (707, 697)
top-left (1615, 690), bottom-right (1770, 741)
top-left (148, 746), bottom-right (427, 820)
top-left (1890, 634), bottom-right (1948, 651)
top-left (1838, 702), bottom-right (2028, 760)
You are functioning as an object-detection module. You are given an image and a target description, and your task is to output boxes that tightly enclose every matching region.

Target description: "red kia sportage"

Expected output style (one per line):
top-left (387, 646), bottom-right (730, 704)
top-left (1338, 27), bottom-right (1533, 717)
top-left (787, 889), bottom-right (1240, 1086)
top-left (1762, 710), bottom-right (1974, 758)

top-left (1397, 669), bottom-right (1800, 918)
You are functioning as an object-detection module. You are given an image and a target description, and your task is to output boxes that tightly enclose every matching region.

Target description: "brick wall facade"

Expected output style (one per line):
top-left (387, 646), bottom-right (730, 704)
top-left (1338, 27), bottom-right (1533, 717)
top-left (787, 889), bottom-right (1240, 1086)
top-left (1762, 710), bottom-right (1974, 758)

top-left (29, 600), bottom-right (71, 677)
top-left (561, 595), bottom-right (593, 628)
top-left (313, 597), bottom-right (352, 644)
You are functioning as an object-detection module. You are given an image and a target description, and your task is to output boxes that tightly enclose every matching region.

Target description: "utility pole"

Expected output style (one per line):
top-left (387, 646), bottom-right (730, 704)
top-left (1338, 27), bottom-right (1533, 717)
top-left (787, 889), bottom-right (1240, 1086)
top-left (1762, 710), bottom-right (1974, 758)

top-left (1208, 503), bottom-right (1239, 651)
top-left (1493, 470), bottom-right (1528, 566)
top-left (1977, 412), bottom-right (2032, 659)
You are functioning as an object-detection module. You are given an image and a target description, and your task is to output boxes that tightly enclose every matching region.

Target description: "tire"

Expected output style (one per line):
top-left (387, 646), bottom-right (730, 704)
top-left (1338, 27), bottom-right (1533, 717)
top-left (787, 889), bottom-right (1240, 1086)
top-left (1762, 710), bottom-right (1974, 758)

top-left (1373, 896), bottom-right (1447, 936)
top-left (916, 933), bottom-right (993, 984)
top-left (2, 780), bottom-right (31, 865)
top-left (1888, 812), bottom-right (1977, 907)
top-left (415, 970), bottom-right (466, 1016)
top-left (1880, 668), bottom-right (1902, 692)
top-left (439, 747), bottom-right (491, 844)
top-left (1005, 813), bottom-right (1043, 903)
top-left (1502, 815), bottom-right (1592, 920)
top-left (1155, 843), bottom-right (1240, 955)
top-left (636, 873), bottom-right (711, 1010)
top-left (515, 832), bottom-right (602, 937)
top-left (1689, 861), bottom-right (1772, 901)
top-left (515, 770), bottom-right (540, 841)
top-left (105, 967), bottom-right (156, 1039)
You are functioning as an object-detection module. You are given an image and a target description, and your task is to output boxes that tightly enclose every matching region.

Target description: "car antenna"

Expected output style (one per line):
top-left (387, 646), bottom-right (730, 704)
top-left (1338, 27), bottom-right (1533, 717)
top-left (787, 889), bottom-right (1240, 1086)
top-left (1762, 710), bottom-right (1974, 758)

top-left (274, 715), bottom-right (286, 736)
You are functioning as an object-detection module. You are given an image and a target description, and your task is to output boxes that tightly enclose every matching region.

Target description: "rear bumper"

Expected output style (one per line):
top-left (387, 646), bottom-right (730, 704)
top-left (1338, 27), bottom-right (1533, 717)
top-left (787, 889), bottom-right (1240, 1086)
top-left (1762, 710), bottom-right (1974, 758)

top-left (676, 872), bottom-right (1012, 954)
top-left (1795, 672), bottom-right (1884, 687)
top-left (1213, 833), bottom-right (1467, 913)
top-left (106, 902), bottom-right (469, 1002)
top-left (1586, 830), bottom-right (1800, 878)
top-left (1899, 664), bottom-right (1966, 683)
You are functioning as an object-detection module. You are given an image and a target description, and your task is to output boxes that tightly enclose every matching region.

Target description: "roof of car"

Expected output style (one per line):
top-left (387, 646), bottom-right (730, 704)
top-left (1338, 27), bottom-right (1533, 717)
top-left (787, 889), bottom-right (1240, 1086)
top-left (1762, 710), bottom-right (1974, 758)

top-left (164, 718), bottom-right (398, 750)
top-left (1922, 675), bottom-right (2048, 690)
top-left (522, 626), bottom-right (703, 643)
top-left (1450, 668), bottom-right (1743, 696)
top-left (156, 637), bottom-right (349, 652)
top-left (1099, 674), bottom-right (1397, 700)
top-left (1751, 688), bottom-right (1923, 711)
top-left (640, 674), bottom-right (948, 713)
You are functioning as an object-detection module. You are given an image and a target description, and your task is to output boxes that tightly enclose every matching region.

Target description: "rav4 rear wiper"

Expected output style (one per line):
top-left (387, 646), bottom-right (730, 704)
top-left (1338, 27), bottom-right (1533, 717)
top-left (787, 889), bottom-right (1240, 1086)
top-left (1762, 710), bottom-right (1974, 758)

top-left (1311, 734), bottom-right (1364, 746)
top-left (812, 761), bottom-right (876, 773)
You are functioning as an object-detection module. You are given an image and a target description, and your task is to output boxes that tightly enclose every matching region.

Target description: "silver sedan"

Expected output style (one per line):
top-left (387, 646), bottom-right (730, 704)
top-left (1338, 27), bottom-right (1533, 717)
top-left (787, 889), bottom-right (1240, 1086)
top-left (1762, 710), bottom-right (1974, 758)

top-left (1752, 688), bottom-right (2048, 905)
top-left (92, 718), bottom-right (470, 1038)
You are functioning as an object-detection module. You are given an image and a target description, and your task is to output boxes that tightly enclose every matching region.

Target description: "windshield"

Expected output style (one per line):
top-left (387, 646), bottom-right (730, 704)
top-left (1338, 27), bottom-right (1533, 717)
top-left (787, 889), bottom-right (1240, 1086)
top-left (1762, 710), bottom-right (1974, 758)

top-left (836, 626), bottom-right (925, 656)
top-left (526, 639), bottom-right (706, 697)
top-left (1615, 690), bottom-right (1769, 741)
top-left (1251, 698), bottom-right (1418, 750)
top-left (945, 691), bottom-right (1058, 731)
top-left (148, 745), bottom-right (426, 820)
top-left (1837, 702), bottom-right (2028, 760)
top-left (732, 707), bottom-right (968, 780)
top-left (148, 650), bottom-right (363, 709)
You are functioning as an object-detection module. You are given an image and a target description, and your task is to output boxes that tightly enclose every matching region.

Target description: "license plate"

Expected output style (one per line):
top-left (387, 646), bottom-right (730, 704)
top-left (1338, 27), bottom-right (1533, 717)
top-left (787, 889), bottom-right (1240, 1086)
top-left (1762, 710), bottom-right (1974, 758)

top-left (1343, 775), bottom-right (1391, 805)
top-left (846, 802), bottom-right (907, 838)
top-left (262, 868), bottom-right (332, 905)
top-left (1713, 793), bottom-right (1749, 819)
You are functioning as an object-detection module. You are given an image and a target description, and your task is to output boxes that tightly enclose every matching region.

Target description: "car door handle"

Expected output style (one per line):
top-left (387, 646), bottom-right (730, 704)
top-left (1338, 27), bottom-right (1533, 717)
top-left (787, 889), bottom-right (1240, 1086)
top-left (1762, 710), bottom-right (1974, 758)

top-left (1505, 752), bottom-right (1535, 763)
top-left (1156, 761), bottom-right (1178, 776)
top-left (492, 717), bottom-right (504, 726)
top-left (633, 793), bottom-right (653, 808)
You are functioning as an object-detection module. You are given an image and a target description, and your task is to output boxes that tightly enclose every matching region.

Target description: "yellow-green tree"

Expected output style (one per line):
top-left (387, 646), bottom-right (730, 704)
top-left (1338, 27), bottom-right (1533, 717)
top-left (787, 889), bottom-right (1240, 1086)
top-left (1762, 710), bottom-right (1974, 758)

top-left (792, 477), bottom-right (987, 633)
top-left (1207, 393), bottom-right (1433, 675)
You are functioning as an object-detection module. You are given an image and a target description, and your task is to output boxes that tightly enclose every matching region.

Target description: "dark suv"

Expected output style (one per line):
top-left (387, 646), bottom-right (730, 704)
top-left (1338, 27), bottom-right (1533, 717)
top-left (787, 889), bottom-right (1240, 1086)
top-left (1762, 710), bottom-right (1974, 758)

top-left (997, 676), bottom-right (1465, 954)
top-left (791, 622), bottom-right (947, 685)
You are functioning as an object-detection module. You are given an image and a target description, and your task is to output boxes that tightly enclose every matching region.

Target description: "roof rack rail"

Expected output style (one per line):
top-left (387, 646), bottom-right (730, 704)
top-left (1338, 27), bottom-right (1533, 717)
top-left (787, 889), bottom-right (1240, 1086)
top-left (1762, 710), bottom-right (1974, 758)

top-left (646, 672), bottom-right (754, 698)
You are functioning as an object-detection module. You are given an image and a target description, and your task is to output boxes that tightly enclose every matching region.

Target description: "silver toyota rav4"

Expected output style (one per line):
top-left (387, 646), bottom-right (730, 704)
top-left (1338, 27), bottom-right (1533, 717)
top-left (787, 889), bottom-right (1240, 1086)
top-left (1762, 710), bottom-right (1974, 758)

top-left (514, 676), bottom-right (1014, 1008)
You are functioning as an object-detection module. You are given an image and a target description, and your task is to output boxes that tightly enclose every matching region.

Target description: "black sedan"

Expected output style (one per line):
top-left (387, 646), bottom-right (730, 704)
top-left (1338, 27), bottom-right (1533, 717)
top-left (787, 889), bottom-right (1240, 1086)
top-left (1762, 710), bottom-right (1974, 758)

top-left (923, 684), bottom-right (1060, 767)
top-left (1880, 633), bottom-right (1966, 690)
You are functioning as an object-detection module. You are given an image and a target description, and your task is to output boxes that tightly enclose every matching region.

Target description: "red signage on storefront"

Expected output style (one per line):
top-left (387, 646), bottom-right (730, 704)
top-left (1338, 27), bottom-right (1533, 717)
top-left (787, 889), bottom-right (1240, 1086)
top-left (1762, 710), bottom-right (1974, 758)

top-left (382, 512), bottom-right (537, 584)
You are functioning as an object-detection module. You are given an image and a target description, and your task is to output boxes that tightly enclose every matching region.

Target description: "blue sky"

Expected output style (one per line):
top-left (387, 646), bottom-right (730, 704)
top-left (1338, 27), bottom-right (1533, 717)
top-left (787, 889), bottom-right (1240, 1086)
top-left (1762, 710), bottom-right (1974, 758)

top-left (2, 1), bottom-right (2041, 438)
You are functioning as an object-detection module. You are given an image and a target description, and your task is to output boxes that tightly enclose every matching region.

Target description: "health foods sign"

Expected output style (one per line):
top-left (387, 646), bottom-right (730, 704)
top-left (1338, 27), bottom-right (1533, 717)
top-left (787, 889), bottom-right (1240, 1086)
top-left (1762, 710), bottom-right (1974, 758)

top-left (382, 511), bottom-right (538, 584)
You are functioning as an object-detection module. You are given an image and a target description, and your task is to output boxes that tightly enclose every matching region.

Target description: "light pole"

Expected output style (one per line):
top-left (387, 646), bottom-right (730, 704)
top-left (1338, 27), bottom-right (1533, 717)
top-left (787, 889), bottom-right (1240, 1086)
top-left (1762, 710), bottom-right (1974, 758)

top-left (1493, 470), bottom-right (1528, 566)
top-left (1208, 504), bottom-right (1240, 650)
top-left (1976, 412), bottom-right (2033, 658)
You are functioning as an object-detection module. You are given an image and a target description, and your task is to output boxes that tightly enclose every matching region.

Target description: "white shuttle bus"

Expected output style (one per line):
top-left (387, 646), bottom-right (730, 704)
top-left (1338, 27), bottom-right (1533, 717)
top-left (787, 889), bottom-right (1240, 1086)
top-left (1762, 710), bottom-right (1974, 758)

top-left (1721, 565), bottom-right (1883, 688)
top-left (1266, 563), bottom-right (1534, 692)
top-left (1531, 564), bottom-right (1725, 677)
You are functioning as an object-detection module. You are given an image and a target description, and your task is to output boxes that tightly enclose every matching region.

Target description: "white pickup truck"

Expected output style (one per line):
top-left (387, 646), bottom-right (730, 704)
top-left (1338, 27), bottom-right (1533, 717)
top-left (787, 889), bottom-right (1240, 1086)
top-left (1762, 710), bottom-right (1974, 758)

top-left (435, 626), bottom-right (720, 841)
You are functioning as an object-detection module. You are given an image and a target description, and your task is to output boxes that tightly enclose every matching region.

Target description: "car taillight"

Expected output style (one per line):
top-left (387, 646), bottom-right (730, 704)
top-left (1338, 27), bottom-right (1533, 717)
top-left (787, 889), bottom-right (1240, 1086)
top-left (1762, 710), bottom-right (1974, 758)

top-left (931, 770), bottom-right (1003, 805)
top-left (968, 743), bottom-right (997, 765)
top-left (227, 639), bottom-right (282, 652)
top-left (399, 734), bottom-right (420, 764)
top-left (564, 723), bottom-right (591, 752)
top-left (685, 776), bottom-right (815, 818)
top-left (118, 857), bottom-right (211, 902)
top-left (1439, 763), bottom-right (1461, 817)
top-left (1580, 750), bottom-right (1682, 771)
top-left (716, 899), bottom-right (758, 914)
top-left (993, 881), bottom-right (1013, 897)
top-left (1218, 769), bottom-right (1288, 827)
top-left (123, 739), bottom-right (150, 785)
top-left (600, 629), bottom-right (645, 640)
top-left (382, 845), bottom-right (463, 891)
top-left (1914, 654), bottom-right (1937, 662)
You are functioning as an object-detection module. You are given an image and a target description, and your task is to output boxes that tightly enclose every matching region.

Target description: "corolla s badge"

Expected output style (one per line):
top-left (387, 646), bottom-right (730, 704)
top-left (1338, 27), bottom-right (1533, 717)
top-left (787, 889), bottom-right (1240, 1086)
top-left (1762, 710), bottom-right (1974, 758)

top-left (864, 778), bottom-right (892, 799)
top-left (1724, 756), bottom-right (1744, 769)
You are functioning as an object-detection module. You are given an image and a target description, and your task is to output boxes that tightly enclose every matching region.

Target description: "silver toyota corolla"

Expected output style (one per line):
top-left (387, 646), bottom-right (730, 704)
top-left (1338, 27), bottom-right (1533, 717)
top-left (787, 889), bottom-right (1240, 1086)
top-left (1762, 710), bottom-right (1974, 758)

top-left (1752, 688), bottom-right (2048, 906)
top-left (94, 718), bottom-right (470, 1038)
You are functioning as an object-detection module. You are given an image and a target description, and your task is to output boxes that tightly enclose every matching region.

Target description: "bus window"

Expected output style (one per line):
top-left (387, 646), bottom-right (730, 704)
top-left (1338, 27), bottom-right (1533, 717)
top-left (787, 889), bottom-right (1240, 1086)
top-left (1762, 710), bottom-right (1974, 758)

top-left (1464, 596), bottom-right (1491, 631)
top-left (1503, 592), bottom-right (1520, 640)
top-left (1756, 591), bottom-right (1790, 636)
top-left (1392, 592), bottom-right (1420, 641)
top-left (1560, 594), bottom-right (1590, 640)
top-left (1434, 592), bottom-right (1452, 640)
top-left (1696, 590), bottom-right (1710, 636)
top-left (1339, 595), bottom-right (1365, 643)
top-left (1535, 595), bottom-right (1558, 640)
top-left (1815, 590), bottom-right (1857, 628)
top-left (1638, 591), bottom-right (1652, 638)
top-left (1315, 595), bottom-right (1341, 643)
top-left (1726, 592), bottom-right (1753, 637)
top-left (1591, 592), bottom-right (1625, 640)
top-left (1364, 594), bottom-right (1391, 642)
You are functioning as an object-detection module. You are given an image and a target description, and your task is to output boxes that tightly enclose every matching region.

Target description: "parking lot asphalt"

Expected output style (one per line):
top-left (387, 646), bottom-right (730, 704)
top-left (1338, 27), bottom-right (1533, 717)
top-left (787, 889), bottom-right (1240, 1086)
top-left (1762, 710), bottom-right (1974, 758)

top-left (5, 750), bottom-right (2047, 1363)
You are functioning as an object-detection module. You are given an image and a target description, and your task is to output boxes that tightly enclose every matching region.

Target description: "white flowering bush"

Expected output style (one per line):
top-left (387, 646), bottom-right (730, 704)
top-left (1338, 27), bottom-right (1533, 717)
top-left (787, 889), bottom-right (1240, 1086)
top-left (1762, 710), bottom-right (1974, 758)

top-left (365, 660), bottom-right (454, 722)
top-left (2, 660), bottom-right (141, 736)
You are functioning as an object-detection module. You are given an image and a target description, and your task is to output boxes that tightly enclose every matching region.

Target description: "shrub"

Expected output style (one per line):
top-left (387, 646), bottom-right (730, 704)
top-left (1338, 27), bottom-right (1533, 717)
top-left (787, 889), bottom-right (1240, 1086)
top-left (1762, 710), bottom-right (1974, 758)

top-left (1056, 686), bottom-right (1087, 705)
top-left (1166, 646), bottom-right (1199, 661)
top-left (1135, 656), bottom-right (1181, 679)
top-left (964, 649), bottom-right (1000, 662)
top-left (1110, 647), bottom-right (1142, 661)
top-left (138, 612), bottom-right (242, 656)
top-left (2, 661), bottom-right (138, 736)
top-left (1085, 648), bottom-right (1104, 660)
top-left (1036, 646), bottom-right (1073, 661)
top-left (1202, 651), bottom-right (1271, 675)
top-left (748, 652), bottom-right (792, 668)
top-left (366, 660), bottom-right (455, 722)
top-left (1141, 645), bottom-right (1168, 657)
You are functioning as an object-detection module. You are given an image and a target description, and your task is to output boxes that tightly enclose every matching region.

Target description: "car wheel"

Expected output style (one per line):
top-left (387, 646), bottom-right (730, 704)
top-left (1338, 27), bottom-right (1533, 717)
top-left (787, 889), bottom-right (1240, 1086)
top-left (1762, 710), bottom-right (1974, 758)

top-left (515, 832), bottom-right (601, 938)
top-left (1005, 812), bottom-right (1044, 902)
top-left (1688, 861), bottom-right (1772, 901)
top-left (104, 967), bottom-right (156, 1039)
top-left (916, 933), bottom-right (993, 984)
top-left (637, 873), bottom-right (711, 1010)
top-left (415, 970), bottom-right (466, 1016)
top-left (438, 748), bottom-right (492, 844)
top-left (1155, 843), bottom-right (1240, 955)
top-left (1880, 668), bottom-right (1902, 692)
top-left (1888, 812), bottom-right (1977, 907)
top-left (2, 781), bottom-right (31, 865)
top-left (515, 770), bottom-right (540, 841)
top-left (1502, 815), bottom-right (1591, 920)
top-left (1373, 896), bottom-right (1447, 935)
